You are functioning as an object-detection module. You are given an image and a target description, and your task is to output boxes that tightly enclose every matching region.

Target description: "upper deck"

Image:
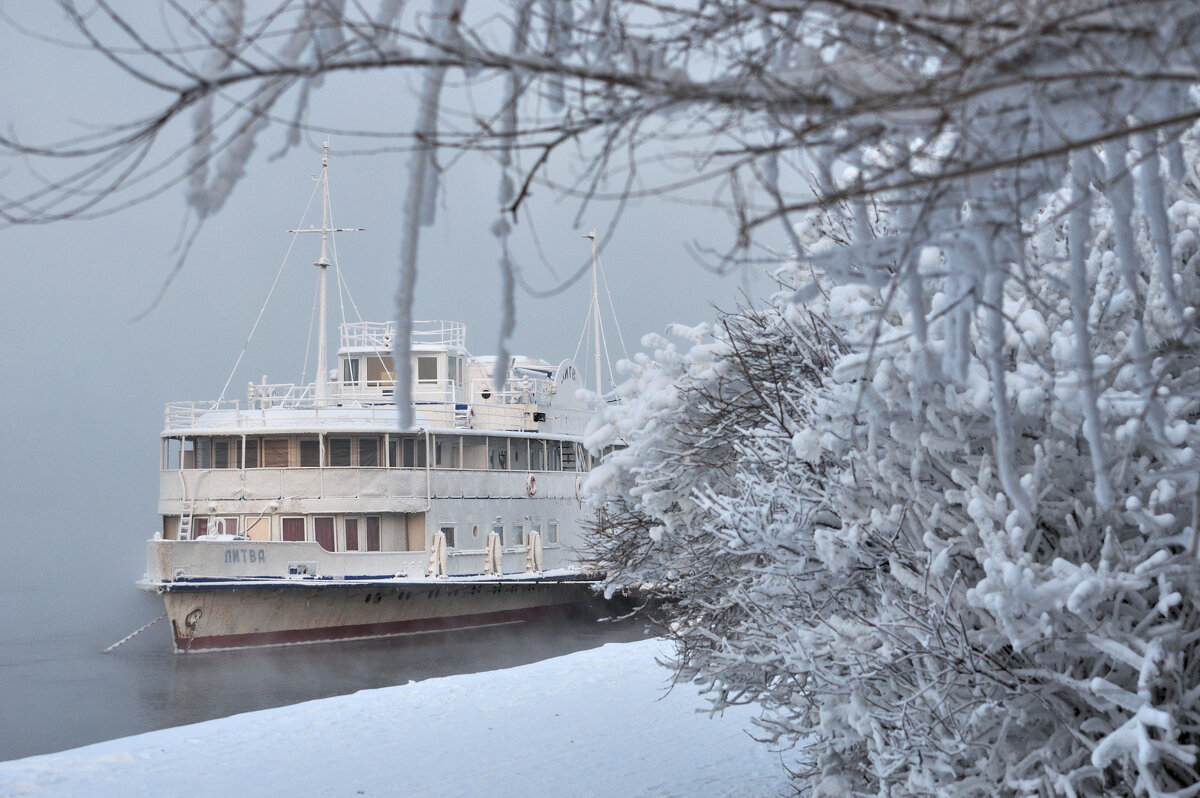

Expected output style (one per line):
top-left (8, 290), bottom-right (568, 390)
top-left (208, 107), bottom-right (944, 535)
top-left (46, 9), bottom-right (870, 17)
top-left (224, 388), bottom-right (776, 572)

top-left (164, 319), bottom-right (593, 438)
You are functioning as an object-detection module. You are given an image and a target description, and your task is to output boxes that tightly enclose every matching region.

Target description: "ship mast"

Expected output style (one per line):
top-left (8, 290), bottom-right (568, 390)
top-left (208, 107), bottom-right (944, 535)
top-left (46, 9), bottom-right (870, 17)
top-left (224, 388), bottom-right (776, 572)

top-left (584, 231), bottom-right (602, 395)
top-left (289, 142), bottom-right (363, 405)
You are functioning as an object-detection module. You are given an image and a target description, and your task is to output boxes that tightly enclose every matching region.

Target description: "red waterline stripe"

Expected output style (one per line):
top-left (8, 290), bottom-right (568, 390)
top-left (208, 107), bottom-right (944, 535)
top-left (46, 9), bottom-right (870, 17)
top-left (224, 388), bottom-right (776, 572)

top-left (175, 604), bottom-right (570, 651)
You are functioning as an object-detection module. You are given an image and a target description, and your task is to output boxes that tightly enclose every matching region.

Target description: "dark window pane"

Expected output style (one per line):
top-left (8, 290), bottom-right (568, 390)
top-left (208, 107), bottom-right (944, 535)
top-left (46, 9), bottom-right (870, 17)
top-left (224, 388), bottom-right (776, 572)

top-left (366, 517), bottom-right (380, 551)
top-left (345, 518), bottom-right (359, 551)
top-left (329, 438), bottom-right (351, 467)
top-left (263, 439), bottom-right (289, 468)
top-left (282, 517), bottom-right (305, 542)
top-left (196, 438), bottom-right (212, 469)
top-left (299, 440), bottom-right (320, 468)
top-left (315, 517), bottom-right (334, 551)
top-left (358, 438), bottom-right (378, 467)
top-left (213, 440), bottom-right (229, 469)
top-left (245, 439), bottom-right (259, 468)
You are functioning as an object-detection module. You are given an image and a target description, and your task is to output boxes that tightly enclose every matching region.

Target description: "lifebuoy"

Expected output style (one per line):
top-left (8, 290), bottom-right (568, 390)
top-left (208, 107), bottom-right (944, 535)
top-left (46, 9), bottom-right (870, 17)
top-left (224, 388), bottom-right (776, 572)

top-left (526, 474), bottom-right (538, 497)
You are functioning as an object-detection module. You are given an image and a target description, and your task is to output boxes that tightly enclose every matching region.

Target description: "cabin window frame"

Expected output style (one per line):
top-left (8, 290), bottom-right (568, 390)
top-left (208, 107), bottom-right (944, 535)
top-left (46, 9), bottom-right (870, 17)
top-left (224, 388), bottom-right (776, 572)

top-left (282, 516), bottom-right (306, 542)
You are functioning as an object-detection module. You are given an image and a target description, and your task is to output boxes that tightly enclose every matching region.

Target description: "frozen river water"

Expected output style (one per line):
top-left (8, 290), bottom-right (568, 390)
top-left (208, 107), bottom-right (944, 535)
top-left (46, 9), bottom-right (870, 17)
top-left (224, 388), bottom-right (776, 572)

top-left (0, 577), bottom-right (649, 762)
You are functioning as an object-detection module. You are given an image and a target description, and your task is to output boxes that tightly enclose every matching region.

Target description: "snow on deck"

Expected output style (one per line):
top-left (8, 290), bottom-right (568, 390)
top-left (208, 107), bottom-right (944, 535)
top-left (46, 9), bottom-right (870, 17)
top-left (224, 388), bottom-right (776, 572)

top-left (0, 639), bottom-right (793, 797)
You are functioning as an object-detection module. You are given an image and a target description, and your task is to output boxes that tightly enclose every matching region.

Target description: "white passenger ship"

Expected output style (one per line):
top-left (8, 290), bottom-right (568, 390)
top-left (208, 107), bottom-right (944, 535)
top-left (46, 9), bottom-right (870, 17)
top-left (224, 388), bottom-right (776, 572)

top-left (139, 148), bottom-right (603, 651)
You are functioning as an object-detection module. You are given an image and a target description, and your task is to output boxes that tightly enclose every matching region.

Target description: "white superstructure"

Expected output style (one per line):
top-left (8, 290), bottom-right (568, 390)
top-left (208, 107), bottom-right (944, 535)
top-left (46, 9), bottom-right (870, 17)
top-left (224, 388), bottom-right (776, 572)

top-left (139, 146), bottom-right (604, 651)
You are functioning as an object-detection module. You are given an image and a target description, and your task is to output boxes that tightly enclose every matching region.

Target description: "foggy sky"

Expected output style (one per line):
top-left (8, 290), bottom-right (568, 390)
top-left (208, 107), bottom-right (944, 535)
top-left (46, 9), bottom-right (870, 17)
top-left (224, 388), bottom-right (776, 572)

top-left (0, 5), bottom-right (767, 641)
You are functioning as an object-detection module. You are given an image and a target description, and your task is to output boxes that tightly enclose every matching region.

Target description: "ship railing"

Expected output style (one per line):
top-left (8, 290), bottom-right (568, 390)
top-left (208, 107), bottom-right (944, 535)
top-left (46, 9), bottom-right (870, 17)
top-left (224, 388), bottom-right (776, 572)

top-left (338, 320), bottom-right (466, 351)
top-left (165, 400), bottom-right (242, 429)
top-left (248, 382), bottom-right (317, 409)
top-left (468, 376), bottom-right (553, 406)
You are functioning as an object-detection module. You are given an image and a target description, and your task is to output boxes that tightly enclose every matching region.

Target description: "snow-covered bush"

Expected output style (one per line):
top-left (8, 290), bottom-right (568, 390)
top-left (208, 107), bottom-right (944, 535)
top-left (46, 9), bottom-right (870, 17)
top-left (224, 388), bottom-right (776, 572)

top-left (589, 141), bottom-right (1200, 795)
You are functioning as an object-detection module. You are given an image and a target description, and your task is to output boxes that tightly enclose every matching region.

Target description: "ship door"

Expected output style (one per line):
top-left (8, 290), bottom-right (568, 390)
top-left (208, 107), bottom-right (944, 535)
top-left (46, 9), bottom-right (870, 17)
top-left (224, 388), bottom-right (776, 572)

top-left (315, 516), bottom-right (335, 552)
top-left (406, 512), bottom-right (426, 552)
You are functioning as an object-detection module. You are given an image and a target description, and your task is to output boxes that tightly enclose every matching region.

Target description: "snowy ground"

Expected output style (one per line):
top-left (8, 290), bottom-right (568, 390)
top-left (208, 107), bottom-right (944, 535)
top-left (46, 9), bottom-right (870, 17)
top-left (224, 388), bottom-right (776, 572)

top-left (1, 639), bottom-right (794, 797)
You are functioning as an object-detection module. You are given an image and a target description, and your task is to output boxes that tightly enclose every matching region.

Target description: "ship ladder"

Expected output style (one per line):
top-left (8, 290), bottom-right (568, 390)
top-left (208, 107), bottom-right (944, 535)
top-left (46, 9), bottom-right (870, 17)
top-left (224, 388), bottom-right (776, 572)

top-left (179, 503), bottom-right (196, 541)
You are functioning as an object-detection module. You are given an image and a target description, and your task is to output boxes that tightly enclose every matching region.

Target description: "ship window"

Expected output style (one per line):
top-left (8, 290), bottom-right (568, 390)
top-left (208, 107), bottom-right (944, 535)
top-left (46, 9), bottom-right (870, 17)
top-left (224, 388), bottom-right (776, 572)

top-left (358, 438), bottom-right (379, 467)
top-left (263, 438), bottom-right (289, 468)
top-left (530, 440), bottom-right (545, 471)
top-left (440, 524), bottom-right (456, 549)
top-left (560, 441), bottom-right (577, 472)
top-left (196, 438), bottom-right (212, 469)
top-left (213, 440), bottom-right (229, 469)
top-left (530, 523), bottom-right (541, 544)
top-left (488, 437), bottom-right (508, 470)
top-left (213, 517), bottom-right (239, 537)
top-left (510, 439), bottom-right (527, 468)
top-left (461, 437), bottom-right (486, 469)
top-left (299, 439), bottom-right (320, 468)
top-left (366, 356), bottom-right (394, 385)
top-left (546, 440), bottom-right (561, 471)
top-left (417, 356), bottom-right (438, 382)
top-left (343, 357), bottom-right (360, 385)
top-left (345, 518), bottom-right (359, 551)
top-left (329, 438), bottom-right (352, 467)
top-left (193, 517), bottom-right (208, 538)
top-left (434, 436), bottom-right (460, 468)
top-left (166, 438), bottom-right (182, 470)
top-left (547, 521), bottom-right (559, 545)
top-left (402, 437), bottom-right (427, 468)
top-left (245, 438), bottom-right (259, 469)
top-left (315, 517), bottom-right (335, 552)
top-left (513, 522), bottom-right (525, 547)
top-left (282, 517), bottom-right (305, 542)
top-left (471, 524), bottom-right (479, 540)
top-left (366, 516), bottom-right (381, 551)
top-left (491, 522), bottom-right (504, 546)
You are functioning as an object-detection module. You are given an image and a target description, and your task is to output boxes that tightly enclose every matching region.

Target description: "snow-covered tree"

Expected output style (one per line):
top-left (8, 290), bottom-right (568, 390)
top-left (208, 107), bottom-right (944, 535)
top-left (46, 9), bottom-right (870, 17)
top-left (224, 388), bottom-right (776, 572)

top-left (589, 127), bottom-right (1200, 798)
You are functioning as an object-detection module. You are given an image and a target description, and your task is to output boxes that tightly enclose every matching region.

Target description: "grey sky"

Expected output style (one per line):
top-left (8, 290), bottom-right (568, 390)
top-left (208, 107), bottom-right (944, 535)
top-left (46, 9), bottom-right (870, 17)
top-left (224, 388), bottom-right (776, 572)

top-left (0, 5), bottom-right (766, 614)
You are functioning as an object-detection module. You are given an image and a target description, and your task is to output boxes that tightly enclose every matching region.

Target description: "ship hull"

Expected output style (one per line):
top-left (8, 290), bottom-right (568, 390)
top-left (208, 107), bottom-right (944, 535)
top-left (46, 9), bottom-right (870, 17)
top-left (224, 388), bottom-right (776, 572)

top-left (159, 579), bottom-right (594, 652)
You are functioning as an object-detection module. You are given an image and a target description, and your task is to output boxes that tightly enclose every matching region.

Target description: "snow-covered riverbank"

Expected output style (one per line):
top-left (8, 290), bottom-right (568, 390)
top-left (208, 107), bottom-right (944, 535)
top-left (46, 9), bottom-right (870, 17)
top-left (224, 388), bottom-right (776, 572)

top-left (1, 638), bottom-right (792, 797)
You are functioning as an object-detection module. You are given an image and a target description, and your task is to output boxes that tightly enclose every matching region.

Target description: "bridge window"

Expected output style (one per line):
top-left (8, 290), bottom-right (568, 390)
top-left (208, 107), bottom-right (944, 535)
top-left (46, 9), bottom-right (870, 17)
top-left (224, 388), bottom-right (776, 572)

top-left (343, 357), bottom-right (360, 385)
top-left (547, 440), bottom-right (561, 471)
top-left (530, 440), bottom-right (545, 471)
top-left (195, 438), bottom-right (211, 469)
top-left (417, 356), bottom-right (438, 382)
top-left (213, 440), bottom-right (229, 469)
top-left (366, 516), bottom-right (381, 551)
top-left (345, 518), bottom-right (359, 551)
top-left (244, 438), bottom-right (259, 468)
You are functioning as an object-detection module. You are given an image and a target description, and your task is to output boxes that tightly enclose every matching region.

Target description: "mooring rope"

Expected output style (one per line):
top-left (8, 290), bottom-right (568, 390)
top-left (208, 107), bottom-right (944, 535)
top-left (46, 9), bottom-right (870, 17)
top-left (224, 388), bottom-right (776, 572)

top-left (103, 612), bottom-right (167, 653)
